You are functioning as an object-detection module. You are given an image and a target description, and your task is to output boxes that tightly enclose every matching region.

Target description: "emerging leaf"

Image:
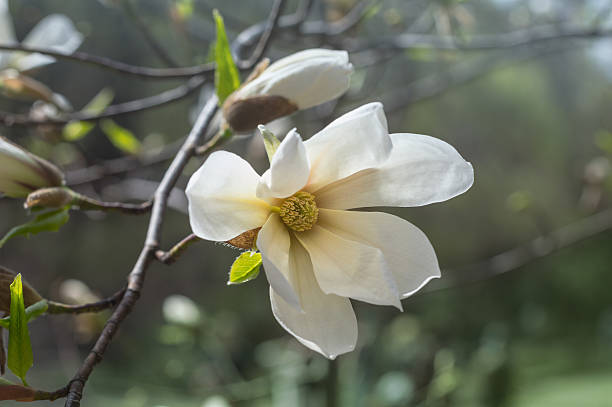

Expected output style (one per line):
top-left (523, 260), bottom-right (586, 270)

top-left (100, 119), bottom-right (141, 154)
top-left (0, 267), bottom-right (43, 315)
top-left (213, 10), bottom-right (240, 104)
top-left (228, 251), bottom-right (262, 285)
top-left (63, 88), bottom-right (114, 141)
top-left (8, 274), bottom-right (33, 386)
top-left (0, 207), bottom-right (70, 248)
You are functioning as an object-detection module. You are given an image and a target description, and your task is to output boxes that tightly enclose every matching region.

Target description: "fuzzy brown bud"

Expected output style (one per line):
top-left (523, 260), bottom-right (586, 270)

top-left (25, 186), bottom-right (73, 209)
top-left (222, 95), bottom-right (298, 133)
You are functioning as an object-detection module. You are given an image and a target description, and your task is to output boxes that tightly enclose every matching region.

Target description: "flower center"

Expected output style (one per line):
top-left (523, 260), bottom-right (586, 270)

top-left (279, 191), bottom-right (319, 232)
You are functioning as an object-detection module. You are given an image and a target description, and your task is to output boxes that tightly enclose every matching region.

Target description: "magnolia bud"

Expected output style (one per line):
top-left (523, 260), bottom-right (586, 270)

top-left (0, 267), bottom-right (43, 314)
top-left (223, 49), bottom-right (353, 132)
top-left (223, 95), bottom-right (297, 133)
top-left (0, 69), bottom-right (55, 103)
top-left (24, 186), bottom-right (73, 209)
top-left (0, 136), bottom-right (65, 198)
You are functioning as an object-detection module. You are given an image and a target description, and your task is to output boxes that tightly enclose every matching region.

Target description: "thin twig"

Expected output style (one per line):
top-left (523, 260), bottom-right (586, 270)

top-left (0, 44), bottom-right (213, 79)
top-left (236, 0), bottom-right (287, 69)
top-left (70, 194), bottom-right (153, 215)
top-left (62, 96), bottom-right (219, 407)
top-left (155, 234), bottom-right (201, 265)
top-left (0, 76), bottom-right (206, 127)
top-left (421, 207), bottom-right (612, 296)
top-left (121, 0), bottom-right (179, 67)
top-left (47, 289), bottom-right (126, 315)
top-left (339, 23), bottom-right (612, 53)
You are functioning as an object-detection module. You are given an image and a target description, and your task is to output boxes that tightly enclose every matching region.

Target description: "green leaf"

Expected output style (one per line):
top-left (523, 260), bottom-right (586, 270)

top-left (63, 121), bottom-right (95, 141)
top-left (8, 274), bottom-right (33, 386)
top-left (62, 88), bottom-right (114, 141)
top-left (0, 207), bottom-right (70, 248)
top-left (228, 251), bottom-right (262, 285)
top-left (213, 9), bottom-right (241, 104)
top-left (100, 119), bottom-right (141, 154)
top-left (83, 88), bottom-right (114, 114)
top-left (258, 125), bottom-right (281, 162)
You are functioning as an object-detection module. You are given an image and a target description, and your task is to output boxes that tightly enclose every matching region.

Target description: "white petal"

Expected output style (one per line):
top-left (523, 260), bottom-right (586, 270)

top-left (270, 236), bottom-right (357, 359)
top-left (237, 49), bottom-right (353, 110)
top-left (257, 214), bottom-right (300, 309)
top-left (304, 102), bottom-right (392, 191)
top-left (315, 133), bottom-right (474, 209)
top-left (256, 129), bottom-right (310, 199)
top-left (0, 0), bottom-right (16, 68)
top-left (186, 151), bottom-right (271, 241)
top-left (13, 14), bottom-right (83, 71)
top-left (318, 209), bottom-right (440, 299)
top-left (295, 224), bottom-right (402, 309)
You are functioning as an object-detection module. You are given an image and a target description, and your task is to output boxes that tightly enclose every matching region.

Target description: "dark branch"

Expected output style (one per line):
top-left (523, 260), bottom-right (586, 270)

top-left (236, 0), bottom-right (287, 69)
top-left (63, 95), bottom-right (219, 407)
top-left (0, 44), bottom-right (213, 79)
top-left (121, 0), bottom-right (179, 67)
top-left (421, 207), bottom-right (612, 296)
top-left (155, 234), bottom-right (201, 265)
top-left (47, 289), bottom-right (126, 315)
top-left (0, 76), bottom-right (206, 127)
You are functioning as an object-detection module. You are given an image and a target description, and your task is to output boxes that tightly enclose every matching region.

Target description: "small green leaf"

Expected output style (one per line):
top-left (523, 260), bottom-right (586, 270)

top-left (83, 88), bottom-right (115, 114)
top-left (62, 88), bottom-right (114, 141)
top-left (63, 121), bottom-right (95, 141)
top-left (213, 9), bottom-right (241, 104)
top-left (258, 125), bottom-right (281, 162)
top-left (8, 274), bottom-right (33, 386)
top-left (100, 119), bottom-right (141, 154)
top-left (0, 207), bottom-right (70, 248)
top-left (229, 251), bottom-right (262, 285)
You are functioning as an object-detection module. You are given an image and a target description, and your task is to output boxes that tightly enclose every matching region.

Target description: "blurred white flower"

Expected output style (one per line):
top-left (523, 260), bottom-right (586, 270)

top-left (223, 49), bottom-right (353, 132)
top-left (0, 0), bottom-right (83, 72)
top-left (0, 136), bottom-right (64, 198)
top-left (162, 294), bottom-right (202, 327)
top-left (186, 103), bottom-right (474, 358)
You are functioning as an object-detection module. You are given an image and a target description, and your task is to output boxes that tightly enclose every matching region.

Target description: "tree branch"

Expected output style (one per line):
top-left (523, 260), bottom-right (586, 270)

top-left (63, 95), bottom-right (219, 407)
top-left (155, 234), bottom-right (201, 265)
top-left (0, 44), bottom-right (213, 79)
top-left (121, 0), bottom-right (179, 67)
top-left (0, 76), bottom-right (207, 127)
top-left (421, 207), bottom-right (612, 296)
top-left (47, 289), bottom-right (126, 315)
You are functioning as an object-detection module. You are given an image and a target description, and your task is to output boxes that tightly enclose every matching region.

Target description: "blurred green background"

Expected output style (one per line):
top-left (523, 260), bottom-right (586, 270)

top-left (2, 0), bottom-right (612, 405)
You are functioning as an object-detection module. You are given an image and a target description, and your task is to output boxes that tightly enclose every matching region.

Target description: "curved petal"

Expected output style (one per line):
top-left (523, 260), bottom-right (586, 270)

top-left (304, 102), bottom-right (392, 192)
top-left (257, 214), bottom-right (300, 309)
top-left (318, 209), bottom-right (440, 299)
top-left (270, 236), bottom-right (357, 359)
top-left (315, 133), bottom-right (474, 209)
top-left (256, 129), bottom-right (310, 200)
top-left (295, 224), bottom-right (402, 309)
top-left (186, 151), bottom-right (270, 241)
top-left (14, 14), bottom-right (83, 71)
top-left (237, 49), bottom-right (352, 110)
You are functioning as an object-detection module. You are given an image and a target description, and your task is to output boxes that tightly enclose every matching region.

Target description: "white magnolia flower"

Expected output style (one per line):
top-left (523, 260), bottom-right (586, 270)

top-left (0, 136), bottom-right (64, 198)
top-left (223, 49), bottom-right (353, 132)
top-left (186, 103), bottom-right (474, 358)
top-left (0, 0), bottom-right (83, 72)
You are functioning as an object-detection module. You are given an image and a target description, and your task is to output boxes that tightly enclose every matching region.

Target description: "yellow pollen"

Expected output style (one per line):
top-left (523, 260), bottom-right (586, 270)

top-left (279, 191), bottom-right (319, 232)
